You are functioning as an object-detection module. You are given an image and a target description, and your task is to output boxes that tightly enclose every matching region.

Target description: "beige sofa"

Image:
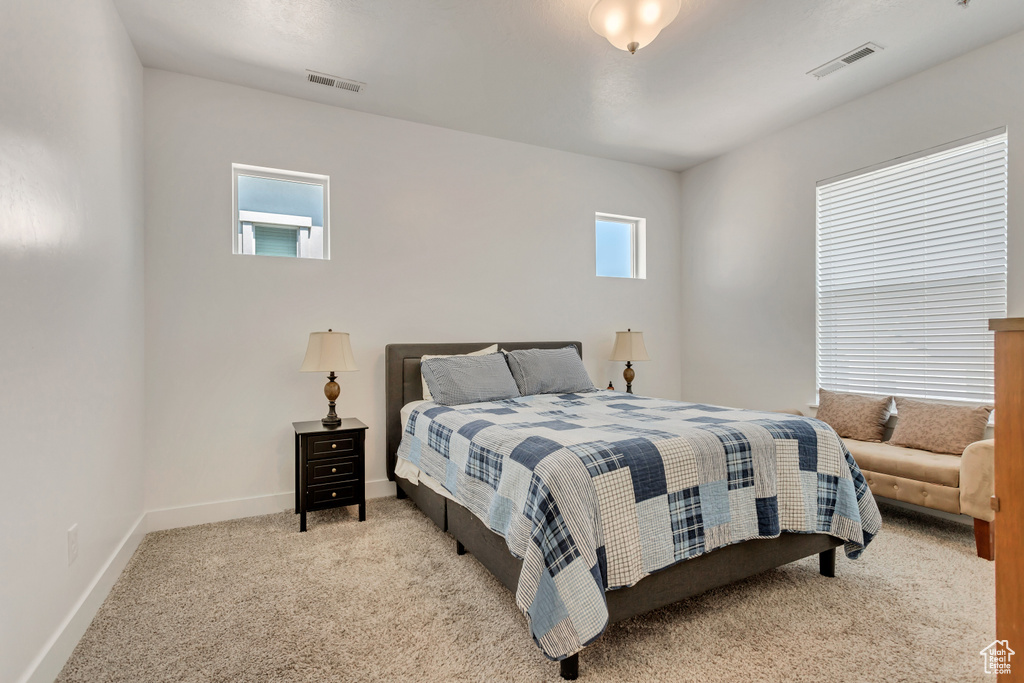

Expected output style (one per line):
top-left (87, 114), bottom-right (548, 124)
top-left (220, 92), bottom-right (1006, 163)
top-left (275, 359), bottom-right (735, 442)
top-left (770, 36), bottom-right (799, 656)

top-left (841, 415), bottom-right (995, 559)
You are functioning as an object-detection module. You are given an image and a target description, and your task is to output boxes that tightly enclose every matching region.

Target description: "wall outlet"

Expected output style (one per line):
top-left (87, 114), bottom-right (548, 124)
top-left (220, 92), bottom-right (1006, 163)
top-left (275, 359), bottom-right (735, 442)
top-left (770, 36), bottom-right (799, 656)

top-left (67, 524), bottom-right (78, 566)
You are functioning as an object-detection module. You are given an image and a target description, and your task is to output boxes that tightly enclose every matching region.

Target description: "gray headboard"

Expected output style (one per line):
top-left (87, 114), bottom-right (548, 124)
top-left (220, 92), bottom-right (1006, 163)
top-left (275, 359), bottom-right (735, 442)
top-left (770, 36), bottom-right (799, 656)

top-left (384, 341), bottom-right (583, 480)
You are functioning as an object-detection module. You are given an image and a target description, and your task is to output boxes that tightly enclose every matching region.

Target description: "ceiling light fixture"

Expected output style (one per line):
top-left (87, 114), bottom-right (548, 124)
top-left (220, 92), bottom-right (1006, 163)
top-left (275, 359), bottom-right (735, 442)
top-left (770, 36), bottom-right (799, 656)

top-left (589, 0), bottom-right (682, 54)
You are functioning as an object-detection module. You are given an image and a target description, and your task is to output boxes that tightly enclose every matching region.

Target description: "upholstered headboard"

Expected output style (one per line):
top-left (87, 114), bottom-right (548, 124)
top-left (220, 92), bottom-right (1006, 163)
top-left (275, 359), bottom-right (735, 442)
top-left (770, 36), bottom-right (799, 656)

top-left (384, 341), bottom-right (583, 480)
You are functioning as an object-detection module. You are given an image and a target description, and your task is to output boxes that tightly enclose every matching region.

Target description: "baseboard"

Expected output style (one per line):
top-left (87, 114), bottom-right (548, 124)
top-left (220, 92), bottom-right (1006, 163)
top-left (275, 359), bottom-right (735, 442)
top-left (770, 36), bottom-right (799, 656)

top-left (876, 498), bottom-right (973, 527)
top-left (145, 491), bottom-right (295, 533)
top-left (146, 479), bottom-right (396, 533)
top-left (19, 513), bottom-right (147, 683)
top-left (366, 477), bottom-right (396, 500)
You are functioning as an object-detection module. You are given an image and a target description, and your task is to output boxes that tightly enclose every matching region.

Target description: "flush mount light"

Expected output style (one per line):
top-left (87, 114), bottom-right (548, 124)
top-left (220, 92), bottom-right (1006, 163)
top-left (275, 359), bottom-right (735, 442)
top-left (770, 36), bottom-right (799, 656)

top-left (589, 0), bottom-right (682, 54)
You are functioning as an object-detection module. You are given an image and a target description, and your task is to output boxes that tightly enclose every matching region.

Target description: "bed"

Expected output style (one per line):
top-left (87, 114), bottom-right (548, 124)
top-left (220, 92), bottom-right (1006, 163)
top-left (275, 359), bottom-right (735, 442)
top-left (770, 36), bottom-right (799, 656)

top-left (385, 342), bottom-right (880, 679)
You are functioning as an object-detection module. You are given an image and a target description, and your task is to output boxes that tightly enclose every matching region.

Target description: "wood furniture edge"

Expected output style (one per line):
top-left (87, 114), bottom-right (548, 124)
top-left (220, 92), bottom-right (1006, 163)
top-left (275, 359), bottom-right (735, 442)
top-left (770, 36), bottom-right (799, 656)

top-left (992, 326), bottom-right (1023, 664)
top-left (988, 317), bottom-right (1024, 332)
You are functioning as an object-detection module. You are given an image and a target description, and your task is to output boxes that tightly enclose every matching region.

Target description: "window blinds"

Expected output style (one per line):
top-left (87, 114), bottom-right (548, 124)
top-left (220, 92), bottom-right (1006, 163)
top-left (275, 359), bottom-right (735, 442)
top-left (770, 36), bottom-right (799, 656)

top-left (254, 225), bottom-right (298, 258)
top-left (816, 130), bottom-right (1007, 404)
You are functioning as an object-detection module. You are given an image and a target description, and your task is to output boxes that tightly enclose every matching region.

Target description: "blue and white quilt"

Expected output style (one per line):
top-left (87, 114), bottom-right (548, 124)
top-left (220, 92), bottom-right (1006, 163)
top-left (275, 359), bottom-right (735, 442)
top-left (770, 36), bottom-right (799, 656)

top-left (396, 392), bottom-right (881, 661)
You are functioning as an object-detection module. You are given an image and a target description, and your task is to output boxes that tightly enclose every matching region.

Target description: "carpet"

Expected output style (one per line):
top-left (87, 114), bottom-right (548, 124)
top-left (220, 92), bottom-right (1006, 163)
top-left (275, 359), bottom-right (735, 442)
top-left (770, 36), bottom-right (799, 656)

top-left (57, 498), bottom-right (995, 682)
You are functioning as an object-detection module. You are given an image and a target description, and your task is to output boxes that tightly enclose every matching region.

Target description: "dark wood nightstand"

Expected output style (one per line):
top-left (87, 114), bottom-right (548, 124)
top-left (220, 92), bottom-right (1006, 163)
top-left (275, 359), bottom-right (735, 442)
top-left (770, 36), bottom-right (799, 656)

top-left (293, 418), bottom-right (368, 532)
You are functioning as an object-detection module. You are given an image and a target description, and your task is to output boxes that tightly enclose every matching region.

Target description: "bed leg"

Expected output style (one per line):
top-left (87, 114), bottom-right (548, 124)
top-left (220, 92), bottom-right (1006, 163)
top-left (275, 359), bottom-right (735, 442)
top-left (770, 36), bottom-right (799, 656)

top-left (560, 654), bottom-right (579, 680)
top-left (819, 548), bottom-right (836, 578)
top-left (456, 540), bottom-right (466, 556)
top-left (396, 485), bottom-right (407, 500)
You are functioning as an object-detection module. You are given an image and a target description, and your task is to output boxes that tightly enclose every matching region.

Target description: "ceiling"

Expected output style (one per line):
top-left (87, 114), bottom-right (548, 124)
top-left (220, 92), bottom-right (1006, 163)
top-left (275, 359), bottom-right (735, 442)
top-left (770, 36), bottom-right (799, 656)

top-left (112, 0), bottom-right (1024, 171)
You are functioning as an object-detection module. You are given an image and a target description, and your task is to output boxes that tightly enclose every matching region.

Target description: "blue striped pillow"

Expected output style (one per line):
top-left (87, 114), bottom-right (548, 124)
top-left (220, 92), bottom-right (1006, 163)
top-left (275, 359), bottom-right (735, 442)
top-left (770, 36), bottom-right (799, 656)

top-left (504, 346), bottom-right (596, 396)
top-left (420, 353), bottom-right (521, 406)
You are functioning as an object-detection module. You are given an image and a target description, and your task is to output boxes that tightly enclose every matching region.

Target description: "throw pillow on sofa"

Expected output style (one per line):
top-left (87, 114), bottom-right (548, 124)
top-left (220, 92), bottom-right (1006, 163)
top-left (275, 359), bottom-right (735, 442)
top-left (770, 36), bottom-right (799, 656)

top-left (888, 397), bottom-right (992, 455)
top-left (816, 389), bottom-right (892, 442)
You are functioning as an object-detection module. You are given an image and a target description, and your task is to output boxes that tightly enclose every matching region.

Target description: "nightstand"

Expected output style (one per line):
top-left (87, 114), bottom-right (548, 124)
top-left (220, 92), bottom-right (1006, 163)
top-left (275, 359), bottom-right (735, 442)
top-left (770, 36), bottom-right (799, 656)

top-left (293, 418), bottom-right (368, 532)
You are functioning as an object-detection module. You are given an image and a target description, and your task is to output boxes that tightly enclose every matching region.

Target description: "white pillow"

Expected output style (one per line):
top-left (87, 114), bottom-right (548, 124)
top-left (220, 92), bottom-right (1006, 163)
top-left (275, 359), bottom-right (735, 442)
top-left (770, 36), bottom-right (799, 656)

top-left (421, 345), bottom-right (498, 400)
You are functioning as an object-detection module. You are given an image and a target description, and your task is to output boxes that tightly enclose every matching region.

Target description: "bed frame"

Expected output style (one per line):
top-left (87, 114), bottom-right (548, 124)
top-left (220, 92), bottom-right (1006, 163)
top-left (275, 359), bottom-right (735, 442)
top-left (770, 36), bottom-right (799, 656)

top-left (385, 342), bottom-right (842, 680)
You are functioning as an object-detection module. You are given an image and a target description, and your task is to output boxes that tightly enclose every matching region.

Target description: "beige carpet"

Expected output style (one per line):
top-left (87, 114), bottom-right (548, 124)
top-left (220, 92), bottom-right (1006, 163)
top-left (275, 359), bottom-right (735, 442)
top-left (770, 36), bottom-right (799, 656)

top-left (57, 498), bottom-right (994, 682)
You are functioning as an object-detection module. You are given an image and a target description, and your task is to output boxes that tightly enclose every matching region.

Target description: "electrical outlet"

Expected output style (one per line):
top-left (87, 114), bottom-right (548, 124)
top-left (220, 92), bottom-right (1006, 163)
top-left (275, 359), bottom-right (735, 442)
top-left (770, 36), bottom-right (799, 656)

top-left (67, 524), bottom-right (78, 566)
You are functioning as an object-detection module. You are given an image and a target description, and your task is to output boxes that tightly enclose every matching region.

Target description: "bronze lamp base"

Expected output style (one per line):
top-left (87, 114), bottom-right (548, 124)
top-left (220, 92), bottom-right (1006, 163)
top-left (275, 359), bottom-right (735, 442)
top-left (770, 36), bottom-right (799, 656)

top-left (321, 371), bottom-right (341, 427)
top-left (622, 361), bottom-right (635, 394)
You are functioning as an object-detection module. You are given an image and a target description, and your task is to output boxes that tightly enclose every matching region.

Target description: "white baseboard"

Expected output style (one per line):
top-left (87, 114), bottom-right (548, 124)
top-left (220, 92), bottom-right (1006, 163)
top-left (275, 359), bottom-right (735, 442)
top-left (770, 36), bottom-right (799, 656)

top-left (18, 478), bottom-right (399, 683)
top-left (145, 491), bottom-right (295, 533)
top-left (146, 479), bottom-right (396, 533)
top-left (19, 513), bottom-right (147, 683)
top-left (366, 477), bottom-right (396, 500)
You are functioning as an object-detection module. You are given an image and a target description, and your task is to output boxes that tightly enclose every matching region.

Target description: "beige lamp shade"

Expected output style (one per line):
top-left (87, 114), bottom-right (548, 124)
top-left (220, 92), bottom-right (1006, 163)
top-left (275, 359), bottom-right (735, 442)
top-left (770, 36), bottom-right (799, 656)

top-left (300, 330), bottom-right (358, 372)
top-left (589, 0), bottom-right (682, 54)
top-left (610, 329), bottom-right (651, 362)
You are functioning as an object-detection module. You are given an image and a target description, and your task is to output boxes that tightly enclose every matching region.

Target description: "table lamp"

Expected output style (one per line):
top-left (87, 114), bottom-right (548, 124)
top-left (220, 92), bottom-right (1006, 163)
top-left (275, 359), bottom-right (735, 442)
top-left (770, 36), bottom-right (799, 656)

top-left (610, 329), bottom-right (650, 394)
top-left (300, 329), bottom-right (358, 427)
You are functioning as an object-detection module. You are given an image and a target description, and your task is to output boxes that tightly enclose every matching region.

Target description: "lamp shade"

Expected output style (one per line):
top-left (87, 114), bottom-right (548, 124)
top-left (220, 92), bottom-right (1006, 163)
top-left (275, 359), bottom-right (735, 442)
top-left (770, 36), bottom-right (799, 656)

top-left (589, 0), bottom-right (682, 54)
top-left (300, 330), bottom-right (358, 372)
top-left (610, 329), bottom-right (651, 362)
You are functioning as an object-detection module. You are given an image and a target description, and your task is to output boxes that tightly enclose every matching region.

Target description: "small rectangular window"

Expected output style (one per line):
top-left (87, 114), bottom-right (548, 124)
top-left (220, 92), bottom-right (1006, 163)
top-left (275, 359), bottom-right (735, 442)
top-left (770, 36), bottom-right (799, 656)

top-left (596, 213), bottom-right (646, 279)
top-left (232, 164), bottom-right (329, 259)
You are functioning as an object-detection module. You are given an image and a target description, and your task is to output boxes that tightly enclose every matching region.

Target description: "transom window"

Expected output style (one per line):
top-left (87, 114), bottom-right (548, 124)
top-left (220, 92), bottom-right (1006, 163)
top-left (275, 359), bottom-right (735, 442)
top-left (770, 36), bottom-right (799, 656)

top-left (232, 164), bottom-right (329, 259)
top-left (596, 213), bottom-right (646, 279)
top-left (816, 129), bottom-right (1008, 403)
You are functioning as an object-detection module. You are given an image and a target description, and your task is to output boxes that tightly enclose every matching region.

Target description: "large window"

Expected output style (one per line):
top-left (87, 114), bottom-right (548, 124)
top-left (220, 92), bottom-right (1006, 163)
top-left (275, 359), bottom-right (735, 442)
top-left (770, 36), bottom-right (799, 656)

top-left (596, 213), bottom-right (646, 279)
top-left (816, 130), bottom-right (1008, 404)
top-left (232, 164), bottom-right (329, 259)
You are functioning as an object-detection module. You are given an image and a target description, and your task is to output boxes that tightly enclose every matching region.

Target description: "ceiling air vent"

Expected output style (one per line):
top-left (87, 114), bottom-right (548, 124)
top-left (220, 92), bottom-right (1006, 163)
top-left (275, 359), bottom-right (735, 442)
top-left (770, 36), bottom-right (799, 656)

top-left (306, 70), bottom-right (365, 94)
top-left (807, 43), bottom-right (883, 79)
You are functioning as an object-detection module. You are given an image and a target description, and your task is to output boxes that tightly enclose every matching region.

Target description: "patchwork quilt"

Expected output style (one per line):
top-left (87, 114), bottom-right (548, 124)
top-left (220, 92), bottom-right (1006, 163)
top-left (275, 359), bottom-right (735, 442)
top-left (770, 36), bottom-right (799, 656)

top-left (396, 391), bottom-right (881, 661)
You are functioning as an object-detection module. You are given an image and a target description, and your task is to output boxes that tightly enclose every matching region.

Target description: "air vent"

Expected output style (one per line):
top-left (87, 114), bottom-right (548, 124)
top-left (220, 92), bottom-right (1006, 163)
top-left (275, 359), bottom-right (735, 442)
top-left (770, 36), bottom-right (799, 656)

top-left (808, 43), bottom-right (883, 79)
top-left (306, 70), bottom-right (365, 94)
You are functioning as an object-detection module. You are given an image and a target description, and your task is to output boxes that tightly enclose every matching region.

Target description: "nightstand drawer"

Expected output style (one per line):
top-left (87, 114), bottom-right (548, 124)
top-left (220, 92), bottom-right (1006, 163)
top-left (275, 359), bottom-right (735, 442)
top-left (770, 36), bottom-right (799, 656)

top-left (310, 434), bottom-right (357, 457)
top-left (309, 481), bottom-right (361, 508)
top-left (308, 455), bottom-right (359, 485)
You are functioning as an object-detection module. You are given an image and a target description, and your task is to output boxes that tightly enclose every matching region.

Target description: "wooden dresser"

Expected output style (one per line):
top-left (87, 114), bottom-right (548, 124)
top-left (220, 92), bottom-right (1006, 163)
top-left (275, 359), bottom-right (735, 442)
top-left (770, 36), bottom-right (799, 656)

top-left (989, 318), bottom-right (1023, 680)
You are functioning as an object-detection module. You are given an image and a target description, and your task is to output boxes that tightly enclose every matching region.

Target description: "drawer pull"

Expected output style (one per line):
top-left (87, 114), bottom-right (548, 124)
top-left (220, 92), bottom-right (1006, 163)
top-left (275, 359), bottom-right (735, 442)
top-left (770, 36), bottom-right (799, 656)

top-left (332, 468), bottom-right (337, 473)
top-left (332, 492), bottom-right (337, 498)
top-left (332, 444), bottom-right (337, 449)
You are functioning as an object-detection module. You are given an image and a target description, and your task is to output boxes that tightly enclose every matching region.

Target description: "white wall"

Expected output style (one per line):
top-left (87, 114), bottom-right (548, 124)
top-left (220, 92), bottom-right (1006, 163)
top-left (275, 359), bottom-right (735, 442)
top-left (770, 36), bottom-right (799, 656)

top-left (143, 69), bottom-right (682, 512)
top-left (677, 29), bottom-right (1024, 413)
top-left (0, 1), bottom-right (145, 681)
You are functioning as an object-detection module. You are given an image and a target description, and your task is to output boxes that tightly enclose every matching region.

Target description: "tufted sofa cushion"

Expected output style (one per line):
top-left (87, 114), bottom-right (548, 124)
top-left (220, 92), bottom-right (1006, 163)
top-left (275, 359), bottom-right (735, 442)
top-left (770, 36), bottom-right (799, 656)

top-left (842, 438), bottom-right (961, 488)
top-left (859, 470), bottom-right (962, 515)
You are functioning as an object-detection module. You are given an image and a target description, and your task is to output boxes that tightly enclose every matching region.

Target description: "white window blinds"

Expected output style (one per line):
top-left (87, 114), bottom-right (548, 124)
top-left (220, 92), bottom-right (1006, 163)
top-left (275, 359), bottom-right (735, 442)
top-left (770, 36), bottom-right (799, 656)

top-left (816, 130), bottom-right (1008, 404)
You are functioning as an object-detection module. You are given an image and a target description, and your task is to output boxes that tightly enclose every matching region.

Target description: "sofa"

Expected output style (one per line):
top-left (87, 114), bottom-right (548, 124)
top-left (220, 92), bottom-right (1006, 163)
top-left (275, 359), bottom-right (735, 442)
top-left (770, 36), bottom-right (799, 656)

top-left (813, 391), bottom-right (995, 560)
top-left (843, 425), bottom-right (995, 560)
